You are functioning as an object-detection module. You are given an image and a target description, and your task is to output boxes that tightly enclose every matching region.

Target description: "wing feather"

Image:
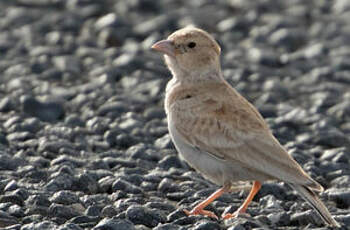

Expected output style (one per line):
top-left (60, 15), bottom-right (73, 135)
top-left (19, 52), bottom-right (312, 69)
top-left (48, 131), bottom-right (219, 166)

top-left (171, 82), bottom-right (322, 191)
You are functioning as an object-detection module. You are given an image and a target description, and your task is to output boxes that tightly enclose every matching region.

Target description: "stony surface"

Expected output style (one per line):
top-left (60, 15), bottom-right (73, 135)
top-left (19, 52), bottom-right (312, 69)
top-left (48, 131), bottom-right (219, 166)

top-left (0, 0), bottom-right (349, 229)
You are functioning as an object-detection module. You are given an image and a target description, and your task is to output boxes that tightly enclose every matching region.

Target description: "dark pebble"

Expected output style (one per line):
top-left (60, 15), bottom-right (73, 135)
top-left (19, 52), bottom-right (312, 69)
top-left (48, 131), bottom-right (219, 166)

top-left (326, 188), bottom-right (350, 209)
top-left (73, 172), bottom-right (99, 193)
top-left (112, 179), bottom-right (143, 194)
top-left (50, 155), bottom-right (84, 167)
top-left (53, 56), bottom-right (80, 74)
top-left (167, 210), bottom-right (187, 223)
top-left (115, 133), bottom-right (138, 149)
top-left (227, 223), bottom-right (246, 230)
top-left (144, 107), bottom-right (166, 120)
top-left (45, 174), bottom-right (74, 192)
top-left (40, 68), bottom-right (63, 81)
top-left (0, 210), bottom-right (19, 227)
top-left (22, 214), bottom-right (43, 224)
top-left (126, 144), bottom-right (158, 161)
top-left (172, 215), bottom-right (203, 226)
top-left (268, 28), bottom-right (305, 51)
top-left (6, 132), bottom-right (34, 142)
top-left (2, 224), bottom-right (22, 230)
top-left (21, 117), bottom-right (42, 133)
top-left (192, 220), bottom-right (221, 230)
top-left (257, 183), bottom-right (287, 200)
top-left (8, 204), bottom-right (25, 218)
top-left (50, 191), bottom-right (81, 205)
top-left (145, 202), bottom-right (176, 213)
top-left (58, 223), bottom-right (84, 230)
top-left (12, 189), bottom-right (29, 202)
top-left (21, 95), bottom-right (65, 122)
top-left (0, 97), bottom-right (12, 112)
top-left (158, 155), bottom-right (184, 170)
top-left (94, 13), bottom-right (124, 31)
top-left (0, 194), bottom-right (24, 206)
top-left (140, 181), bottom-right (157, 191)
top-left (98, 28), bottom-right (125, 48)
top-left (21, 221), bottom-right (58, 230)
top-left (321, 147), bottom-right (349, 164)
top-left (290, 210), bottom-right (322, 227)
top-left (85, 205), bottom-right (103, 217)
top-left (64, 114), bottom-right (85, 127)
top-left (312, 129), bottom-right (349, 148)
top-left (98, 102), bottom-right (127, 116)
top-left (69, 215), bottom-right (100, 226)
top-left (158, 178), bottom-right (180, 194)
top-left (154, 223), bottom-right (183, 230)
top-left (86, 117), bottom-right (111, 134)
top-left (0, 153), bottom-right (24, 170)
top-left (267, 211), bottom-right (291, 226)
top-left (331, 175), bottom-right (350, 188)
top-left (125, 205), bottom-right (166, 228)
top-left (248, 47), bottom-right (282, 67)
top-left (93, 217), bottom-right (136, 230)
top-left (101, 205), bottom-right (119, 218)
top-left (49, 203), bottom-right (82, 220)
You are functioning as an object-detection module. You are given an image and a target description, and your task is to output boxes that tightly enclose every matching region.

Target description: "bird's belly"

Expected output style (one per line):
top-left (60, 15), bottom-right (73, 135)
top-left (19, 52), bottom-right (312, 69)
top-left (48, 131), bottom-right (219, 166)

top-left (168, 122), bottom-right (260, 185)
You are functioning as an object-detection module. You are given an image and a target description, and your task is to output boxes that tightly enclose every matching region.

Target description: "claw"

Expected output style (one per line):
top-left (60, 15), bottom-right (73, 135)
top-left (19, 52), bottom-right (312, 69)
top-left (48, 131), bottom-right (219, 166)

top-left (221, 207), bottom-right (245, 220)
top-left (222, 211), bottom-right (238, 220)
top-left (184, 208), bottom-right (218, 219)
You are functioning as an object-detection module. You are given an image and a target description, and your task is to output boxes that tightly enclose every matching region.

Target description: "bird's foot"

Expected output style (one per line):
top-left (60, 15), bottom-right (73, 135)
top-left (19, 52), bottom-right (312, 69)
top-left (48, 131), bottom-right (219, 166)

top-left (221, 208), bottom-right (246, 220)
top-left (184, 208), bottom-right (218, 219)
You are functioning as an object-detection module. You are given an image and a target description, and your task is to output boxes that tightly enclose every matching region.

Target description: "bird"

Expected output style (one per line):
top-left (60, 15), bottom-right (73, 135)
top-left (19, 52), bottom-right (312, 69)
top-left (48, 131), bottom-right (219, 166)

top-left (151, 26), bottom-right (340, 227)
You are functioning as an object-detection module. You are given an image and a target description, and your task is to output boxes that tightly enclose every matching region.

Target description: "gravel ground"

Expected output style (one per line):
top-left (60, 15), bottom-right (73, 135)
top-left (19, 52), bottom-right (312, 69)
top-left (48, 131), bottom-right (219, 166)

top-left (0, 0), bottom-right (350, 229)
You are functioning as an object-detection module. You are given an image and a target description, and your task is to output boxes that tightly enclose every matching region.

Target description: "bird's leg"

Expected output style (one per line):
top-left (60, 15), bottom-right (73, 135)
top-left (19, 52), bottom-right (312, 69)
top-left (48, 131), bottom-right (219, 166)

top-left (184, 184), bottom-right (231, 219)
top-left (222, 181), bottom-right (261, 219)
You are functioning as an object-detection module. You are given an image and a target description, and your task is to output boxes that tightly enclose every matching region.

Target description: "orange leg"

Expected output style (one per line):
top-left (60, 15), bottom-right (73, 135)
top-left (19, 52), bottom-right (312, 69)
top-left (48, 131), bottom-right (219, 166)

top-left (222, 181), bottom-right (261, 219)
top-left (184, 184), bottom-right (231, 219)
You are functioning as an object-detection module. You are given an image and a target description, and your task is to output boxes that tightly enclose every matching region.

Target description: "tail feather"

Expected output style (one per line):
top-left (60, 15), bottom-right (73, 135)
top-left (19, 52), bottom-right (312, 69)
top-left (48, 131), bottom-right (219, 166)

top-left (289, 183), bottom-right (340, 228)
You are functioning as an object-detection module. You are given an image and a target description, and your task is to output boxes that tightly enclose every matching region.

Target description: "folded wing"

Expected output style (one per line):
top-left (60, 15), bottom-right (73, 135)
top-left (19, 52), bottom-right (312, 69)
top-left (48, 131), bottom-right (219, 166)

top-left (173, 83), bottom-right (322, 192)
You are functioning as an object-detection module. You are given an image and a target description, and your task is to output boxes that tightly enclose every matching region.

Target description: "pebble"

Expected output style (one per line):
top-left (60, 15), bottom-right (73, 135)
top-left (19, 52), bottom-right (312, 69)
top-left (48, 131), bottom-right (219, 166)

top-left (321, 147), bottom-right (349, 164)
top-left (0, 97), bottom-right (12, 112)
top-left (0, 194), bottom-right (24, 206)
top-left (49, 203), bottom-right (82, 220)
top-left (260, 195), bottom-right (282, 210)
top-left (4, 180), bottom-right (18, 192)
top-left (58, 223), bottom-right (84, 230)
top-left (326, 188), bottom-right (350, 209)
top-left (50, 191), bottom-right (81, 205)
top-left (0, 0), bottom-right (348, 229)
top-left (100, 205), bottom-right (119, 218)
top-left (267, 211), bottom-right (291, 226)
top-left (0, 210), bottom-right (19, 227)
top-left (126, 205), bottom-right (166, 228)
top-left (93, 217), bottom-right (135, 230)
top-left (112, 179), bottom-right (143, 194)
top-left (290, 210), bottom-right (322, 227)
top-left (20, 95), bottom-right (65, 122)
top-left (155, 134), bottom-right (173, 149)
top-left (158, 178), bottom-right (180, 194)
top-left (21, 221), bottom-right (58, 230)
top-left (154, 223), bottom-right (182, 230)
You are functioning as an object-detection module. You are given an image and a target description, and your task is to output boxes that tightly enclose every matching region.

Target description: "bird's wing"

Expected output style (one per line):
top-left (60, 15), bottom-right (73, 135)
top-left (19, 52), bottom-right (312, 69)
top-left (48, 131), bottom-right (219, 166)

top-left (172, 82), bottom-right (322, 191)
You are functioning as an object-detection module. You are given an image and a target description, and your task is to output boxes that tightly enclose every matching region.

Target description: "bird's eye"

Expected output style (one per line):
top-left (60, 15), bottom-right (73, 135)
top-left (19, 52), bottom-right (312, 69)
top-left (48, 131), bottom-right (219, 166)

top-left (187, 42), bottom-right (196, 48)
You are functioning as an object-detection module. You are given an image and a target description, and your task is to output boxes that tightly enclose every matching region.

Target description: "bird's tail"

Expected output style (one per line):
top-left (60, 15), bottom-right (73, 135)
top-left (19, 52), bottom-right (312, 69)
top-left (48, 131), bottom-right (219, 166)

top-left (289, 183), bottom-right (340, 228)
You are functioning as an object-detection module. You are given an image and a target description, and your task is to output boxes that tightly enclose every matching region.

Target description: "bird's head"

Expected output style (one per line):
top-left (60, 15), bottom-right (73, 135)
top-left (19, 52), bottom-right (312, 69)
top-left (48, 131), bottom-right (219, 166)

top-left (152, 27), bottom-right (221, 80)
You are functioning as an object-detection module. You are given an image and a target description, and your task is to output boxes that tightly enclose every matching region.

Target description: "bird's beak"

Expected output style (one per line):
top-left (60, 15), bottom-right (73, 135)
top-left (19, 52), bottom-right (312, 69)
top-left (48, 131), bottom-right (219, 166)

top-left (151, 40), bottom-right (175, 57)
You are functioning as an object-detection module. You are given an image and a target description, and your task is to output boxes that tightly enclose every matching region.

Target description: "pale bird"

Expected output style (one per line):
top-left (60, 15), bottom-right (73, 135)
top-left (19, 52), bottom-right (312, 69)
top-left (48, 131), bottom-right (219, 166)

top-left (151, 27), bottom-right (340, 227)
